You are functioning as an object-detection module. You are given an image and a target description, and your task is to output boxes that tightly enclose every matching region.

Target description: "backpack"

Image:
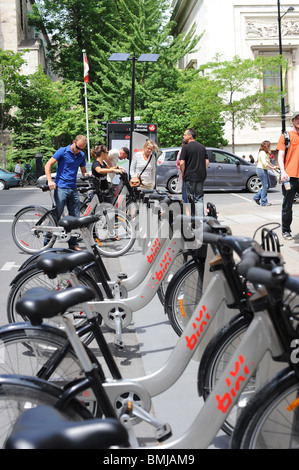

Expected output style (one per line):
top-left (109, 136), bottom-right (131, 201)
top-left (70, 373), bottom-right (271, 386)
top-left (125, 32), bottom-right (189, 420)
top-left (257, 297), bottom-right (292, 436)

top-left (284, 131), bottom-right (290, 162)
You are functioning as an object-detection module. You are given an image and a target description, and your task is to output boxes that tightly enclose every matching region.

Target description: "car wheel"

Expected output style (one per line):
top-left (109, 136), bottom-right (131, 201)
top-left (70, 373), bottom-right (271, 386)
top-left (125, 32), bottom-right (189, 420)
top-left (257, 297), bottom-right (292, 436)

top-left (167, 175), bottom-right (181, 194)
top-left (0, 180), bottom-right (6, 190)
top-left (246, 175), bottom-right (262, 193)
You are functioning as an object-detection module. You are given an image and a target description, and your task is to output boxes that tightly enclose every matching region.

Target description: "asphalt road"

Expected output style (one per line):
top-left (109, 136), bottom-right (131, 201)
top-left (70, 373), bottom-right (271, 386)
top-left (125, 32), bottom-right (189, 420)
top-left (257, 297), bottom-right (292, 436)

top-left (0, 185), bottom-right (278, 324)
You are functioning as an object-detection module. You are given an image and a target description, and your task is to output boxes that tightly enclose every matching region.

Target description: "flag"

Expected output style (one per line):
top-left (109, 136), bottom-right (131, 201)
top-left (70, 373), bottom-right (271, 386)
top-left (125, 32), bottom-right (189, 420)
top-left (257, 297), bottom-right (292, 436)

top-left (84, 54), bottom-right (89, 83)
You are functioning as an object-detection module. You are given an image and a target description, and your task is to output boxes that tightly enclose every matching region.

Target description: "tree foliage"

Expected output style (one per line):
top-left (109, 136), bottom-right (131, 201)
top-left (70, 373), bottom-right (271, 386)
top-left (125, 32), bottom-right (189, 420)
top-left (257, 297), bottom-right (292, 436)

top-left (199, 54), bottom-right (288, 152)
top-left (0, 49), bottom-right (28, 167)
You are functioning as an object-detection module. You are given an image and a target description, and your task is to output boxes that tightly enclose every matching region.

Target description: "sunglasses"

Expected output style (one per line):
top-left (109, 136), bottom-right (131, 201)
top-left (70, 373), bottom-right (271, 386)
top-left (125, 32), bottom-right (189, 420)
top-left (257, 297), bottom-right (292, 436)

top-left (75, 143), bottom-right (85, 151)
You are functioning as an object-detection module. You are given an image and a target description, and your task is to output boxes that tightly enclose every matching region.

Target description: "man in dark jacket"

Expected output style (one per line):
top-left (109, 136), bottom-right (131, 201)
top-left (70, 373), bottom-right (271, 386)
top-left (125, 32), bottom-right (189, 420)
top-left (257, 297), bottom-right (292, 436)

top-left (179, 128), bottom-right (209, 215)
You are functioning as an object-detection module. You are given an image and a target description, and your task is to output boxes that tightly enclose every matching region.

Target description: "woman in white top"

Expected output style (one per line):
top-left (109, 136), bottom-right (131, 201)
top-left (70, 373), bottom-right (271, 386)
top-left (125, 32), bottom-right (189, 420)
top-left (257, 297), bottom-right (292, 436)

top-left (130, 140), bottom-right (157, 189)
top-left (253, 140), bottom-right (278, 206)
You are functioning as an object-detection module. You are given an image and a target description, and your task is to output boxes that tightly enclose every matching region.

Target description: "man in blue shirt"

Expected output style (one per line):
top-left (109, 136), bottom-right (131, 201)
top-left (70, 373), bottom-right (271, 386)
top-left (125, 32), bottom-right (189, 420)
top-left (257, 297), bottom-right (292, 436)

top-left (45, 135), bottom-right (89, 250)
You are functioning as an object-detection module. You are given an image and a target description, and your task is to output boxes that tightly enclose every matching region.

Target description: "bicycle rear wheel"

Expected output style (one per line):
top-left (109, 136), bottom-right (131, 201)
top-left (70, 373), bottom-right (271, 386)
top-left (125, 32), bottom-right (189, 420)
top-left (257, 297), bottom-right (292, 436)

top-left (231, 369), bottom-right (299, 449)
top-left (0, 324), bottom-right (94, 380)
top-left (164, 260), bottom-right (204, 336)
top-left (0, 375), bottom-right (92, 448)
top-left (12, 206), bottom-right (57, 254)
top-left (7, 266), bottom-right (103, 345)
top-left (93, 209), bottom-right (136, 257)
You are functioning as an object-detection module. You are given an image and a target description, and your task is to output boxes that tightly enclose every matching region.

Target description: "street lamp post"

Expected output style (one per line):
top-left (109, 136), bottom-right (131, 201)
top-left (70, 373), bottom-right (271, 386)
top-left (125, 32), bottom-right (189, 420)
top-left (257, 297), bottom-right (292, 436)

top-left (108, 52), bottom-right (159, 169)
top-left (277, 1), bottom-right (295, 133)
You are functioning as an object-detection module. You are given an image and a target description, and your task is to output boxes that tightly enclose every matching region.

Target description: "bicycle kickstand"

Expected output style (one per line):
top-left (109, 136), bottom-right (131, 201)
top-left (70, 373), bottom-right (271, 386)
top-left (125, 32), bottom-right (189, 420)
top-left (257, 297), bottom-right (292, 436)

top-left (113, 309), bottom-right (124, 350)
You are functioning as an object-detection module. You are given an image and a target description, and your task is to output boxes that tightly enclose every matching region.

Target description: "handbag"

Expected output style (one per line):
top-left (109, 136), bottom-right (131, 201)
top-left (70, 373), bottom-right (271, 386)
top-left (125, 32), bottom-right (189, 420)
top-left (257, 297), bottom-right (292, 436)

top-left (129, 153), bottom-right (153, 188)
top-left (129, 176), bottom-right (141, 187)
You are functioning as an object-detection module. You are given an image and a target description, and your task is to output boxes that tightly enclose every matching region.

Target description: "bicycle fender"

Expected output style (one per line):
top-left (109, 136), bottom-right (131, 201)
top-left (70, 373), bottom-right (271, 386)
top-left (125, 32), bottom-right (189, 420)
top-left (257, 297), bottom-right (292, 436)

top-left (197, 313), bottom-right (252, 397)
top-left (13, 205), bottom-right (47, 219)
top-left (0, 322), bottom-right (68, 340)
top-left (9, 264), bottom-right (43, 287)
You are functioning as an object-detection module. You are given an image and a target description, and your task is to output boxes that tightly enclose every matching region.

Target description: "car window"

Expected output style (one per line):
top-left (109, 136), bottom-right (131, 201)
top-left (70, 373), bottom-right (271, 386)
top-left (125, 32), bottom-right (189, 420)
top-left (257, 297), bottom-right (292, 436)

top-left (165, 150), bottom-right (179, 161)
top-left (213, 151), bottom-right (238, 165)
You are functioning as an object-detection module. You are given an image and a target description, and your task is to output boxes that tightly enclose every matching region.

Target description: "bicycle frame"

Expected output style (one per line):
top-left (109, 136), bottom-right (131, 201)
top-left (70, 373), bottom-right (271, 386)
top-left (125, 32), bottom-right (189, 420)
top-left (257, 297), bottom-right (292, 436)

top-left (55, 255), bottom-right (286, 448)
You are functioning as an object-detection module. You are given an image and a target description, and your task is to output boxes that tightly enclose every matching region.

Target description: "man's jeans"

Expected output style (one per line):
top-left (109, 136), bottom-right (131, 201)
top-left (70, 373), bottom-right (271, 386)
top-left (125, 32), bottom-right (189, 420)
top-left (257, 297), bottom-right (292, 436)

top-left (54, 187), bottom-right (80, 249)
top-left (253, 168), bottom-right (269, 206)
top-left (185, 180), bottom-right (204, 216)
top-left (282, 177), bottom-right (299, 234)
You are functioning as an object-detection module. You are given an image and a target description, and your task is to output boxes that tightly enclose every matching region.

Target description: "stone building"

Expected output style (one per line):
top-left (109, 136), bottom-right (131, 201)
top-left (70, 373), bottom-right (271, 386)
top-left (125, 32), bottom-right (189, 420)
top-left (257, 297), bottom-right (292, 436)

top-left (0, 0), bottom-right (52, 77)
top-left (171, 0), bottom-right (299, 158)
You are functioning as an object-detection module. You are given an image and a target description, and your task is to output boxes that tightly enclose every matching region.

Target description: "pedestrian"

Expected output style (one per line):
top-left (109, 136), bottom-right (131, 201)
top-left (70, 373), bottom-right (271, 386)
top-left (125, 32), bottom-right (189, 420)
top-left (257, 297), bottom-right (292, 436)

top-left (130, 139), bottom-right (157, 190)
top-left (91, 144), bottom-right (123, 200)
top-left (106, 147), bottom-right (129, 184)
top-left (45, 135), bottom-right (89, 251)
top-left (249, 155), bottom-right (255, 164)
top-left (176, 139), bottom-right (187, 202)
top-left (179, 128), bottom-right (209, 215)
top-left (253, 140), bottom-right (278, 207)
top-left (14, 160), bottom-right (23, 179)
top-left (277, 111), bottom-right (299, 240)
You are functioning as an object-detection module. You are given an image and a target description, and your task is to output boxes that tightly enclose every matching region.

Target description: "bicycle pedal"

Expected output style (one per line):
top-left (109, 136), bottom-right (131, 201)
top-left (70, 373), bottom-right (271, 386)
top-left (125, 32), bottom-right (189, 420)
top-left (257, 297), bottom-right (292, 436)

top-left (156, 423), bottom-right (172, 442)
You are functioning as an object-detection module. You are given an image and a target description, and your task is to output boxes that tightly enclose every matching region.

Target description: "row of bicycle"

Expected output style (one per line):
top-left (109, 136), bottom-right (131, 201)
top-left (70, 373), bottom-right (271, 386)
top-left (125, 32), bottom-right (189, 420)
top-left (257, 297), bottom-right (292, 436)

top-left (2, 180), bottom-right (299, 449)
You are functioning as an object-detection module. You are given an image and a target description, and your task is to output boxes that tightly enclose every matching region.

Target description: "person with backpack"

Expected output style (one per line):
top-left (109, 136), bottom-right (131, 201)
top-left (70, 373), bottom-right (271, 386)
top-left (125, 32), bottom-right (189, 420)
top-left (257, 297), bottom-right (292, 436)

top-left (277, 111), bottom-right (299, 240)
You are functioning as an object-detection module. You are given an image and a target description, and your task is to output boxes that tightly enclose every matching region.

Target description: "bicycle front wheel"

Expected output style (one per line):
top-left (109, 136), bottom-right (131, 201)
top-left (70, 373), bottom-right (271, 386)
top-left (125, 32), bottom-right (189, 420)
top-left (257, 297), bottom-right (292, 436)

top-left (12, 206), bottom-right (57, 254)
top-left (94, 210), bottom-right (136, 257)
top-left (164, 260), bottom-right (204, 336)
top-left (231, 369), bottom-right (299, 449)
top-left (0, 375), bottom-right (92, 448)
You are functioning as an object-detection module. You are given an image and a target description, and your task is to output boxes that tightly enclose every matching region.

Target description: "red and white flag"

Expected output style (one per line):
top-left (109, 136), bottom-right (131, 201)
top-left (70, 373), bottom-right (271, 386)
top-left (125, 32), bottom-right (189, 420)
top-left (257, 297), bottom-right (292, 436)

top-left (84, 54), bottom-right (89, 83)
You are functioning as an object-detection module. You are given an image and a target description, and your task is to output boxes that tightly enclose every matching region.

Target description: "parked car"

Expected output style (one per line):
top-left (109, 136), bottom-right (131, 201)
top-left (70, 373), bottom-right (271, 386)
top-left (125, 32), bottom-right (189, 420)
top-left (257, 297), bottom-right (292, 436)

top-left (0, 168), bottom-right (21, 190)
top-left (37, 163), bottom-right (92, 187)
top-left (156, 147), bottom-right (277, 194)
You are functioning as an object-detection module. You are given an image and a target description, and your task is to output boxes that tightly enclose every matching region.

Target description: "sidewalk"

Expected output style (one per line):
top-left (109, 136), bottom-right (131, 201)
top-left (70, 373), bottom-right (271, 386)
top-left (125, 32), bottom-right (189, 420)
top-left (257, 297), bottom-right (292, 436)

top-left (213, 192), bottom-right (299, 275)
top-left (101, 189), bottom-right (299, 449)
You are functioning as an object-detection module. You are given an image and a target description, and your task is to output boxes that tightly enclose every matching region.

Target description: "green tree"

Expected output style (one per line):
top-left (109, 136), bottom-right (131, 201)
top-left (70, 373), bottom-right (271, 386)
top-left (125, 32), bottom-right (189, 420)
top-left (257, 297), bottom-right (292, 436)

top-left (12, 71), bottom-right (90, 161)
top-left (30, 0), bottom-right (200, 145)
top-left (200, 55), bottom-right (287, 153)
top-left (142, 69), bottom-right (227, 148)
top-left (89, 0), bottom-right (200, 130)
top-left (0, 49), bottom-right (27, 167)
top-left (28, 0), bottom-right (111, 83)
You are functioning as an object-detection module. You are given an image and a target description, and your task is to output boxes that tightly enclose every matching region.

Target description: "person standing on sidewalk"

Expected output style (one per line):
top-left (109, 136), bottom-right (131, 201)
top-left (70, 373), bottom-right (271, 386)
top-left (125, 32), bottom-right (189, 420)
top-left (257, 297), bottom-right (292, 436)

top-left (45, 135), bottom-right (89, 251)
top-left (253, 140), bottom-right (278, 207)
top-left (179, 128), bottom-right (209, 215)
top-left (277, 111), bottom-right (299, 241)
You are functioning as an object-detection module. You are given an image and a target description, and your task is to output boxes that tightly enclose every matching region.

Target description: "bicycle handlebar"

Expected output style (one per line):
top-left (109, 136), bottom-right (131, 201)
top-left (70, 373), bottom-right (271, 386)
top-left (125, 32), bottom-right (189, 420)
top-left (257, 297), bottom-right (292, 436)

top-left (243, 266), bottom-right (299, 295)
top-left (237, 250), bottom-right (261, 278)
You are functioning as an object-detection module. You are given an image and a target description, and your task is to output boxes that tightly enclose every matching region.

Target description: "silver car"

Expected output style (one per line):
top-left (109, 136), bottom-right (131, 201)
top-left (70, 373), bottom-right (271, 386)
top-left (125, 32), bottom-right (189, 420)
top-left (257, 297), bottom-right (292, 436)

top-left (156, 147), bottom-right (277, 194)
top-left (37, 163), bottom-right (92, 187)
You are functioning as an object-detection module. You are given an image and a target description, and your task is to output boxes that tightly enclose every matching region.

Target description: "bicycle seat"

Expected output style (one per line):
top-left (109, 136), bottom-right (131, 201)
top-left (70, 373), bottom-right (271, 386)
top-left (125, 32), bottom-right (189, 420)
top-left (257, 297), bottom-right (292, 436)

top-left (36, 251), bottom-right (95, 278)
top-left (16, 285), bottom-right (96, 325)
top-left (59, 215), bottom-right (99, 232)
top-left (5, 406), bottom-right (129, 449)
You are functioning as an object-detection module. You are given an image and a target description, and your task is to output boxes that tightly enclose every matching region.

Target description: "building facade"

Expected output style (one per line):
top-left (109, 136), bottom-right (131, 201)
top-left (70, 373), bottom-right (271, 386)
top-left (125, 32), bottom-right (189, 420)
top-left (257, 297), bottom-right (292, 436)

top-left (0, 0), bottom-right (52, 76)
top-left (171, 0), bottom-right (299, 158)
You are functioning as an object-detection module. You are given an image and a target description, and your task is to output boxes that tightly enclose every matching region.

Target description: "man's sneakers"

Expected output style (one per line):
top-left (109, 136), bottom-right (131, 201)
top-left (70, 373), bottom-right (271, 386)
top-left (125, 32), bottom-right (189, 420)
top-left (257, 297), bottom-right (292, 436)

top-left (282, 232), bottom-right (293, 241)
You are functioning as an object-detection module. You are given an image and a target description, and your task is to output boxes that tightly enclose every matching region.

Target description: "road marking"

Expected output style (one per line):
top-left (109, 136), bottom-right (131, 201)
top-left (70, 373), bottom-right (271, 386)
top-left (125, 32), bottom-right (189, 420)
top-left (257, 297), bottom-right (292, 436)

top-left (0, 220), bottom-right (14, 222)
top-left (231, 193), bottom-right (253, 202)
top-left (1, 262), bottom-right (21, 271)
